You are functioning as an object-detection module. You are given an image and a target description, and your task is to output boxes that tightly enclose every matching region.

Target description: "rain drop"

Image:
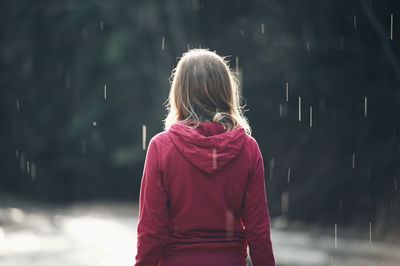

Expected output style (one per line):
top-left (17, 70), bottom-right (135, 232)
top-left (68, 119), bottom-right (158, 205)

top-left (279, 104), bottom-right (282, 117)
top-left (364, 96), bottom-right (368, 117)
top-left (352, 153), bottom-right (355, 168)
top-left (100, 20), bottom-right (104, 31)
top-left (369, 221), bottom-right (372, 244)
top-left (287, 168), bottom-right (291, 183)
top-left (212, 148), bottom-right (217, 169)
top-left (104, 84), bottom-right (107, 99)
top-left (161, 36), bottom-right (165, 50)
top-left (395, 178), bottom-right (397, 191)
top-left (353, 14), bottom-right (357, 29)
top-left (92, 121), bottom-right (97, 126)
top-left (142, 124), bottom-right (147, 150)
top-left (298, 97), bottom-right (302, 122)
top-left (334, 223), bottom-right (338, 248)
top-left (240, 29), bottom-right (245, 37)
top-left (390, 14), bottom-right (393, 40)
top-left (309, 106), bottom-right (313, 128)
top-left (16, 98), bottom-right (20, 111)
top-left (261, 23), bottom-right (265, 34)
top-left (285, 82), bottom-right (289, 102)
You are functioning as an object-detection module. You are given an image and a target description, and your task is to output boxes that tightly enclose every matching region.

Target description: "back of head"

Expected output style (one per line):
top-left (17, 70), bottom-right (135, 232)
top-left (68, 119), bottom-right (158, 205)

top-left (163, 48), bottom-right (251, 135)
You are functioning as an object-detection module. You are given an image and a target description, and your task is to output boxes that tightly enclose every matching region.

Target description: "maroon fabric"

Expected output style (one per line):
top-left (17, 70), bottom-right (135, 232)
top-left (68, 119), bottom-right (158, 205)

top-left (135, 121), bottom-right (275, 266)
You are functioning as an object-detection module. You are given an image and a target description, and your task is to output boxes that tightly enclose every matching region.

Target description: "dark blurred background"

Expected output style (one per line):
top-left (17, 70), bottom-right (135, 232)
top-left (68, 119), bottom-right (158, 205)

top-left (1, 0), bottom-right (400, 241)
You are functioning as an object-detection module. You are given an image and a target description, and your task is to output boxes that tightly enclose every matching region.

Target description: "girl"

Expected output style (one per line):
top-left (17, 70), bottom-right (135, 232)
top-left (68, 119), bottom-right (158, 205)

top-left (135, 49), bottom-right (275, 266)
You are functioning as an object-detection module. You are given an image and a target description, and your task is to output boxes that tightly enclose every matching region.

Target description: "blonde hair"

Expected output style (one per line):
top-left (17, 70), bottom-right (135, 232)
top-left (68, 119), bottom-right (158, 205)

top-left (163, 48), bottom-right (251, 135)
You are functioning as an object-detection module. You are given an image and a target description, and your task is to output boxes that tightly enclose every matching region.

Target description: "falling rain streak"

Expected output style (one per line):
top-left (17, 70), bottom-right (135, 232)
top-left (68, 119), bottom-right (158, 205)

top-left (16, 150), bottom-right (36, 180)
top-left (26, 160), bottom-right (30, 174)
top-left (391, 14), bottom-right (394, 40)
top-left (353, 14), bottom-right (357, 29)
top-left (212, 148), bottom-right (217, 169)
top-left (161, 36), bottom-right (165, 50)
top-left (369, 221), bottom-right (372, 244)
top-left (3, 5), bottom-right (400, 264)
top-left (298, 97), bottom-right (301, 121)
top-left (142, 125), bottom-right (147, 150)
top-left (285, 82), bottom-right (289, 102)
top-left (334, 224), bottom-right (337, 248)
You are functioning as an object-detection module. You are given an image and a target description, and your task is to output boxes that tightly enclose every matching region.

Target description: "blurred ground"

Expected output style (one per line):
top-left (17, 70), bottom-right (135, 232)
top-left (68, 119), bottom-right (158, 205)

top-left (0, 199), bottom-right (399, 266)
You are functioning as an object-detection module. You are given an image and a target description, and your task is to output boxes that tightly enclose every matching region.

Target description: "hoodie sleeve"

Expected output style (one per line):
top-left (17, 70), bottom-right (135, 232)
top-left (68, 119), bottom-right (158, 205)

top-left (242, 141), bottom-right (275, 266)
top-left (135, 137), bottom-right (168, 266)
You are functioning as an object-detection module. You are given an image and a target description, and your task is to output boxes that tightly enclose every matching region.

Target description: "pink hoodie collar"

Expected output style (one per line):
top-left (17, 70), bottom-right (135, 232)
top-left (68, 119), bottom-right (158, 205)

top-left (167, 121), bottom-right (247, 174)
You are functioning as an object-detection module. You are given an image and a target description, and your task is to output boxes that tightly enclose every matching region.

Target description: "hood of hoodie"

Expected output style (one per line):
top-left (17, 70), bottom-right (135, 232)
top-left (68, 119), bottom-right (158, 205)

top-left (168, 121), bottom-right (247, 174)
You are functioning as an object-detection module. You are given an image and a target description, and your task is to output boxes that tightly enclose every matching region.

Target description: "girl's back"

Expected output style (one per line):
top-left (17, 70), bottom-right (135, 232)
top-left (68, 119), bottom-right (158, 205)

top-left (135, 49), bottom-right (275, 266)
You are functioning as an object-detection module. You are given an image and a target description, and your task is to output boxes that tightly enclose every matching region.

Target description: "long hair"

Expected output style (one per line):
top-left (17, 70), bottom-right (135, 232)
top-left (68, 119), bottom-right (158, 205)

top-left (163, 48), bottom-right (251, 135)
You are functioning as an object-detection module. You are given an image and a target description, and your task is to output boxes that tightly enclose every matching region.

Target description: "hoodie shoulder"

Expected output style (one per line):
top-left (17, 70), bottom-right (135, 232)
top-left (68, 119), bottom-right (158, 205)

top-left (243, 134), bottom-right (260, 151)
top-left (148, 131), bottom-right (170, 147)
top-left (242, 134), bottom-right (264, 168)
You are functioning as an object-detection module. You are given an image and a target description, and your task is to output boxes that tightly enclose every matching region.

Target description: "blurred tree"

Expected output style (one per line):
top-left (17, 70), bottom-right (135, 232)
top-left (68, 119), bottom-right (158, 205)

top-left (0, 0), bottom-right (399, 235)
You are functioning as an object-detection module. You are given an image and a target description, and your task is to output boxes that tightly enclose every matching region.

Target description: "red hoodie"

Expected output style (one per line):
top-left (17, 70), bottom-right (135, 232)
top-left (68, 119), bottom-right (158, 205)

top-left (135, 121), bottom-right (275, 266)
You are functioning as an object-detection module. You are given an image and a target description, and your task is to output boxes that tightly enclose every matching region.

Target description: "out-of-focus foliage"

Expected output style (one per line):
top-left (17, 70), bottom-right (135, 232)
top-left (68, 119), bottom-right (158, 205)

top-left (1, 0), bottom-right (400, 235)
